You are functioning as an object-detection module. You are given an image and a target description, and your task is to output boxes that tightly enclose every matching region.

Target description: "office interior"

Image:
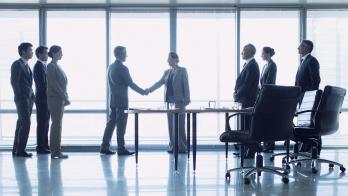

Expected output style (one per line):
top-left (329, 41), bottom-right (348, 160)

top-left (1, 0), bottom-right (348, 195)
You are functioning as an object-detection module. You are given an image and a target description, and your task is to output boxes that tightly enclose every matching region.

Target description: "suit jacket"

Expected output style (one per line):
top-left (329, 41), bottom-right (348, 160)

top-left (47, 62), bottom-right (68, 102)
top-left (295, 54), bottom-right (321, 93)
top-left (108, 60), bottom-right (145, 108)
top-left (234, 59), bottom-right (260, 107)
top-left (33, 61), bottom-right (48, 102)
top-left (149, 66), bottom-right (190, 105)
top-left (10, 58), bottom-right (34, 101)
top-left (260, 60), bottom-right (277, 86)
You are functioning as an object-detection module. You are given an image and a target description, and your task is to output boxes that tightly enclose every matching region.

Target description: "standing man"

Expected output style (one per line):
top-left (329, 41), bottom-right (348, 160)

top-left (295, 40), bottom-right (321, 98)
top-left (100, 46), bottom-right (148, 155)
top-left (33, 46), bottom-right (50, 154)
top-left (295, 40), bottom-right (321, 152)
top-left (234, 43), bottom-right (260, 158)
top-left (11, 42), bottom-right (35, 157)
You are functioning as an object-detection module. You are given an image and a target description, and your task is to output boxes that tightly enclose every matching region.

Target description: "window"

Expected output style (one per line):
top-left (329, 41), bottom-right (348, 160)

top-left (110, 10), bottom-right (170, 143)
top-left (177, 10), bottom-right (236, 142)
top-left (0, 10), bottom-right (39, 141)
top-left (47, 11), bottom-right (107, 139)
top-left (307, 10), bottom-right (348, 108)
top-left (307, 10), bottom-right (348, 141)
top-left (240, 10), bottom-right (300, 86)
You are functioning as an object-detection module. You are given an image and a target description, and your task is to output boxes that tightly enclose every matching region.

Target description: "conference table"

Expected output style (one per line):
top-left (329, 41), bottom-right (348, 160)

top-left (126, 107), bottom-right (253, 172)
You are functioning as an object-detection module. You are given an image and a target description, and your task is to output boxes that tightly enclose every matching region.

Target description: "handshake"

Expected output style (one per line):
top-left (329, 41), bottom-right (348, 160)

top-left (142, 88), bottom-right (151, 96)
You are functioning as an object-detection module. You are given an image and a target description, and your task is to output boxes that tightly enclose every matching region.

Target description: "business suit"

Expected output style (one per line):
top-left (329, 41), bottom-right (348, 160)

top-left (260, 60), bottom-right (277, 151)
top-left (33, 60), bottom-right (50, 151)
top-left (47, 62), bottom-right (68, 156)
top-left (149, 66), bottom-right (190, 152)
top-left (10, 58), bottom-right (34, 155)
top-left (234, 58), bottom-right (260, 157)
top-left (295, 54), bottom-right (321, 152)
top-left (234, 58), bottom-right (260, 108)
top-left (101, 60), bottom-right (146, 152)
top-left (260, 60), bottom-right (277, 86)
top-left (295, 54), bottom-right (321, 95)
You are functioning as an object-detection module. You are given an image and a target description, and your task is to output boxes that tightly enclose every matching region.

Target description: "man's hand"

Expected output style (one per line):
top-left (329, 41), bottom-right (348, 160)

top-left (144, 88), bottom-right (150, 95)
top-left (64, 100), bottom-right (71, 106)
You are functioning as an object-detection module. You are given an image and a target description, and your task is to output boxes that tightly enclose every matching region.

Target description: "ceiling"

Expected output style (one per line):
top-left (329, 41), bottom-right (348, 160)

top-left (0, 0), bottom-right (348, 5)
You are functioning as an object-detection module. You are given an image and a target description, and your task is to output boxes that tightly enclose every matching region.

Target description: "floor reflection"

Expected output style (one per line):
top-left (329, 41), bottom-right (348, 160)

top-left (1, 150), bottom-right (348, 196)
top-left (13, 157), bottom-right (32, 196)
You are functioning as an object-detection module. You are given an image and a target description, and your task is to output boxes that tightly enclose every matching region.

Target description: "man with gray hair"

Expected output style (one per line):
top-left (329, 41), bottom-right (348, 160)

top-left (100, 45), bottom-right (148, 155)
top-left (233, 43), bottom-right (260, 158)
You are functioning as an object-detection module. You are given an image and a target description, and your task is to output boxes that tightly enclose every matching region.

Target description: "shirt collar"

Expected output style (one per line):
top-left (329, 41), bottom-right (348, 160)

top-left (20, 57), bottom-right (28, 65)
top-left (245, 57), bottom-right (254, 65)
top-left (38, 59), bottom-right (47, 65)
top-left (301, 53), bottom-right (310, 61)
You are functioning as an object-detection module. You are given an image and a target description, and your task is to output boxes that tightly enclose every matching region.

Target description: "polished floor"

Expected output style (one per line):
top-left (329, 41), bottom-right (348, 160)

top-left (0, 149), bottom-right (348, 196)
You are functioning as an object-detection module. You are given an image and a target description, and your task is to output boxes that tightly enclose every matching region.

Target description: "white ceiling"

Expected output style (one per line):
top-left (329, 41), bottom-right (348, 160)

top-left (1, 0), bottom-right (348, 5)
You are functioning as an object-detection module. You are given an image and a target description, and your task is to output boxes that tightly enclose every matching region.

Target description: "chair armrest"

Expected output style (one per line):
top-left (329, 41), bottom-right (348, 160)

top-left (295, 109), bottom-right (316, 116)
top-left (226, 112), bottom-right (252, 131)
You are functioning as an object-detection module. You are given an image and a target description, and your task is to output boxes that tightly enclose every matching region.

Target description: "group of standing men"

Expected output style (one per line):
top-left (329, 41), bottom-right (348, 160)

top-left (11, 43), bottom-right (50, 157)
top-left (234, 40), bottom-right (321, 158)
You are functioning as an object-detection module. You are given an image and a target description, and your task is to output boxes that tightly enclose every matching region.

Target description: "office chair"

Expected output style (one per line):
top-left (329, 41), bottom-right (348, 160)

top-left (220, 84), bottom-right (301, 184)
top-left (270, 90), bottom-right (323, 164)
top-left (289, 85), bottom-right (346, 174)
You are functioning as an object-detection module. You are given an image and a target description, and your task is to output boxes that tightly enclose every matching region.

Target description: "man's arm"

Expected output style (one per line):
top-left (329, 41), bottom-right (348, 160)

top-left (308, 58), bottom-right (321, 90)
top-left (10, 61), bottom-right (23, 98)
top-left (121, 67), bottom-right (146, 95)
top-left (33, 63), bottom-right (47, 92)
top-left (234, 64), bottom-right (259, 99)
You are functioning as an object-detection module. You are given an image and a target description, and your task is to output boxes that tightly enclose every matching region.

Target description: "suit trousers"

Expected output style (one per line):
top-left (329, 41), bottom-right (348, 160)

top-left (47, 97), bottom-right (64, 155)
top-left (13, 98), bottom-right (34, 153)
top-left (101, 107), bottom-right (128, 151)
top-left (35, 99), bottom-right (50, 150)
top-left (167, 102), bottom-right (187, 152)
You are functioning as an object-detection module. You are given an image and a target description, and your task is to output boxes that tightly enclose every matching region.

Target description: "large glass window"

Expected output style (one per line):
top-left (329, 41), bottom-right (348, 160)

top-left (240, 10), bottom-right (300, 86)
top-left (307, 10), bottom-right (348, 108)
top-left (177, 10), bottom-right (236, 142)
top-left (307, 10), bottom-right (348, 140)
top-left (110, 10), bottom-right (170, 143)
top-left (47, 11), bottom-right (107, 139)
top-left (0, 10), bottom-right (39, 141)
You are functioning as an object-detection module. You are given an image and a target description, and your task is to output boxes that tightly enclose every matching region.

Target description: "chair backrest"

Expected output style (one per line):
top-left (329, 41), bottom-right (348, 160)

top-left (314, 85), bottom-right (346, 136)
top-left (249, 84), bottom-right (301, 142)
top-left (297, 90), bottom-right (323, 127)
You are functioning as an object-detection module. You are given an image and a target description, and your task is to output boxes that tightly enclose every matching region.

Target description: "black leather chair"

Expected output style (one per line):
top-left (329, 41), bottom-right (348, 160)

top-left (270, 90), bottom-right (323, 164)
top-left (288, 85), bottom-right (346, 174)
top-left (220, 85), bottom-right (301, 184)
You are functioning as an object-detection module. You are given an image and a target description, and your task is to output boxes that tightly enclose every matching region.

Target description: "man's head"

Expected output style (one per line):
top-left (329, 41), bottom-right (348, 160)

top-left (167, 52), bottom-right (179, 67)
top-left (114, 46), bottom-right (127, 62)
top-left (35, 46), bottom-right (48, 62)
top-left (298, 40), bottom-right (314, 56)
top-left (241, 44), bottom-right (256, 60)
top-left (18, 42), bottom-right (33, 60)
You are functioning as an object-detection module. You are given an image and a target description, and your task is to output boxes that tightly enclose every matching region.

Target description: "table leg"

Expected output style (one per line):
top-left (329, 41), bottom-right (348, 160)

top-left (225, 112), bottom-right (229, 158)
top-left (187, 113), bottom-right (191, 159)
top-left (174, 112), bottom-right (179, 171)
top-left (135, 113), bottom-right (139, 164)
top-left (193, 113), bottom-right (197, 172)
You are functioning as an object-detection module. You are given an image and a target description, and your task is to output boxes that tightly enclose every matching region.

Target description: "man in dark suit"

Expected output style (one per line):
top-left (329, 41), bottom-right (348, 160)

top-left (234, 43), bottom-right (260, 158)
top-left (295, 40), bottom-right (321, 152)
top-left (11, 42), bottom-right (35, 157)
top-left (100, 46), bottom-right (148, 155)
top-left (33, 46), bottom-right (50, 154)
top-left (295, 40), bottom-right (321, 97)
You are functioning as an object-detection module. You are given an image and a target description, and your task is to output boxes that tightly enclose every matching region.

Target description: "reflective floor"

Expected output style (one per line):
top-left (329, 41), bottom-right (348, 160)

top-left (0, 149), bottom-right (348, 196)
